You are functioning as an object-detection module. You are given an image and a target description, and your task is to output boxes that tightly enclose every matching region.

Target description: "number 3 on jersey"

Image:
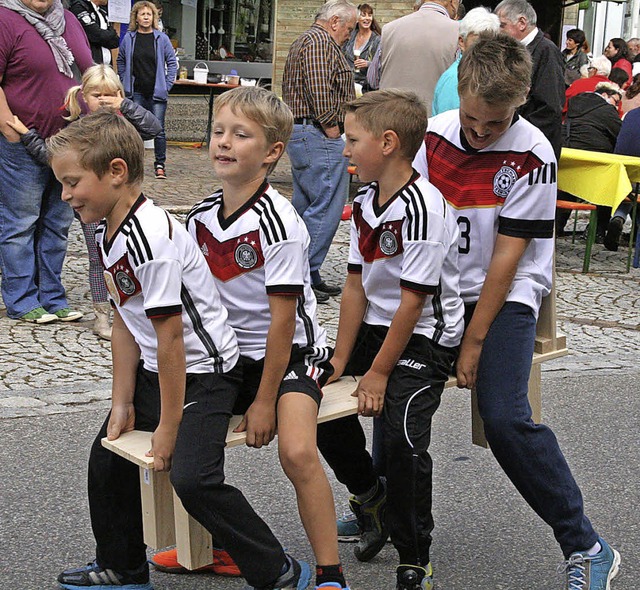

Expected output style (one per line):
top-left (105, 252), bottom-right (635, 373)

top-left (457, 216), bottom-right (470, 254)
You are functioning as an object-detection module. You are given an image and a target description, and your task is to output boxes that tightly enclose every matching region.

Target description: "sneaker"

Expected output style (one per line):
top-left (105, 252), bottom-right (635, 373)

top-left (604, 217), bottom-right (624, 252)
top-left (560, 537), bottom-right (621, 590)
top-left (337, 511), bottom-right (361, 542)
top-left (18, 306), bottom-right (57, 324)
top-left (155, 164), bottom-right (166, 179)
top-left (312, 281), bottom-right (341, 296)
top-left (243, 555), bottom-right (311, 590)
top-left (315, 584), bottom-right (351, 589)
top-left (312, 287), bottom-right (330, 304)
top-left (351, 478), bottom-right (389, 562)
top-left (396, 564), bottom-right (433, 590)
top-left (150, 547), bottom-right (241, 576)
top-left (54, 308), bottom-right (84, 322)
top-left (57, 560), bottom-right (152, 590)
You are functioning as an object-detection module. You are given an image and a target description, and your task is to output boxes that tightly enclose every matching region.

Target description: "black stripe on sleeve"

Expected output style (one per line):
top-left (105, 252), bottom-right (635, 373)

top-left (181, 285), bottom-right (223, 372)
top-left (498, 216), bottom-right (554, 239)
top-left (262, 195), bottom-right (288, 242)
top-left (266, 284), bottom-right (304, 295)
top-left (130, 217), bottom-right (154, 262)
top-left (347, 263), bottom-right (363, 274)
top-left (145, 305), bottom-right (182, 318)
top-left (400, 279), bottom-right (437, 294)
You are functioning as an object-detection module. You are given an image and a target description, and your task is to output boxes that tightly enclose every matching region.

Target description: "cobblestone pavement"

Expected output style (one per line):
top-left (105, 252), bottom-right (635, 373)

top-left (1, 146), bottom-right (639, 417)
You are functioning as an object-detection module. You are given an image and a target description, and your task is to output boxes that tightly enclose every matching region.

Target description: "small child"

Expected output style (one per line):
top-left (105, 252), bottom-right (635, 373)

top-left (7, 64), bottom-right (161, 339)
top-left (413, 33), bottom-right (620, 589)
top-left (47, 110), bottom-right (310, 590)
top-left (318, 88), bottom-right (465, 590)
top-left (180, 86), bottom-right (348, 590)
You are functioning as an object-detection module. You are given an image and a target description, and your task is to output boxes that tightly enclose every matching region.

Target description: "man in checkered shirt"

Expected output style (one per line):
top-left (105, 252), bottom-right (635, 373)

top-left (282, 0), bottom-right (357, 303)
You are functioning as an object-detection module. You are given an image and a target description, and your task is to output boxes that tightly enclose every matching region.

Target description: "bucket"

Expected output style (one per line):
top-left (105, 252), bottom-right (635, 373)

top-left (193, 62), bottom-right (209, 84)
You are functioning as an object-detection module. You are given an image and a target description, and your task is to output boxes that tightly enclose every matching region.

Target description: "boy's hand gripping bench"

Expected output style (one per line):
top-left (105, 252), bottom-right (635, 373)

top-left (102, 286), bottom-right (567, 570)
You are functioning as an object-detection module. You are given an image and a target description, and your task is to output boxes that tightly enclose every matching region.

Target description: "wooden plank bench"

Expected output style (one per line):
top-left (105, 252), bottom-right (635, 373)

top-left (102, 282), bottom-right (567, 571)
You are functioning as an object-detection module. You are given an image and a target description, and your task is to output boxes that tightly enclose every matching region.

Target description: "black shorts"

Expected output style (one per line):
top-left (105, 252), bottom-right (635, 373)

top-left (232, 344), bottom-right (334, 414)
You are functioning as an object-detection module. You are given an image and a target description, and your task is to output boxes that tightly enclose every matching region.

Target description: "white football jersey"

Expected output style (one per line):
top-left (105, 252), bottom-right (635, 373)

top-left (413, 110), bottom-right (555, 315)
top-left (348, 172), bottom-right (464, 348)
top-left (186, 181), bottom-right (328, 361)
top-left (96, 196), bottom-right (239, 374)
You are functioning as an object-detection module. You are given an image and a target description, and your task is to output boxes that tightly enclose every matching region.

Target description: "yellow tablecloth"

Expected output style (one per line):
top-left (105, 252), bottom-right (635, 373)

top-left (558, 147), bottom-right (640, 211)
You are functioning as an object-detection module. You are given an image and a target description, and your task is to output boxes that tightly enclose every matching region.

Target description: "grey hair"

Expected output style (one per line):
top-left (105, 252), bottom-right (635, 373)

top-left (590, 54), bottom-right (612, 76)
top-left (459, 7), bottom-right (500, 39)
top-left (315, 0), bottom-right (357, 22)
top-left (494, 0), bottom-right (537, 27)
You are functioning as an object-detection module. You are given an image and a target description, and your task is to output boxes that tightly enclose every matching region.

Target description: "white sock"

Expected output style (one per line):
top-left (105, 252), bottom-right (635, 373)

top-left (586, 542), bottom-right (602, 556)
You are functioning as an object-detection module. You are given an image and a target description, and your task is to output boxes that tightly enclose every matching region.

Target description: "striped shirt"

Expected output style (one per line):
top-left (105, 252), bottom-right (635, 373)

top-left (282, 23), bottom-right (355, 126)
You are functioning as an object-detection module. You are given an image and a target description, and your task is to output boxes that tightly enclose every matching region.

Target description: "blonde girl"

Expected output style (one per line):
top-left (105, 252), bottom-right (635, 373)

top-left (7, 64), bottom-right (161, 340)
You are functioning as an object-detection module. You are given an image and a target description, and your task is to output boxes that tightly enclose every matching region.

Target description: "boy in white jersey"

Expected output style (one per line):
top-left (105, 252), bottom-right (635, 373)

top-left (47, 111), bottom-right (311, 590)
top-left (413, 33), bottom-right (620, 590)
top-left (180, 86), bottom-right (346, 590)
top-left (319, 89), bottom-right (464, 590)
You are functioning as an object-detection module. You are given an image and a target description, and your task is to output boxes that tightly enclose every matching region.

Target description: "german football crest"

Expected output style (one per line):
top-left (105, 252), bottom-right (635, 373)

top-left (379, 224), bottom-right (399, 256)
top-left (234, 241), bottom-right (258, 269)
top-left (103, 254), bottom-right (142, 306)
top-left (493, 165), bottom-right (518, 198)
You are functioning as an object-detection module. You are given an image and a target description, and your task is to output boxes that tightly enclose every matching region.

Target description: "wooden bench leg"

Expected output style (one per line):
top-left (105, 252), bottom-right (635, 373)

top-left (138, 467), bottom-right (176, 549)
top-left (173, 491), bottom-right (213, 571)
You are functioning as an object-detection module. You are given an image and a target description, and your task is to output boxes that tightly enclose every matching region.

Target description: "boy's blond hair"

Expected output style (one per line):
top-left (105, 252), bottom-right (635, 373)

top-left (47, 110), bottom-right (144, 186)
top-left (64, 65), bottom-right (125, 122)
top-left (213, 86), bottom-right (293, 174)
top-left (129, 0), bottom-right (160, 31)
top-left (343, 89), bottom-right (428, 160)
top-left (458, 32), bottom-right (532, 107)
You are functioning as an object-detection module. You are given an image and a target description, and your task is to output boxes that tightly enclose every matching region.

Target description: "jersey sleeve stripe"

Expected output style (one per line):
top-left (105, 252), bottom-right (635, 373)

top-left (498, 216), bottom-right (554, 239)
top-left (347, 263), bottom-right (363, 273)
top-left (401, 187), bottom-right (428, 242)
top-left (131, 217), bottom-right (154, 262)
top-left (181, 285), bottom-right (223, 373)
top-left (297, 295), bottom-right (315, 347)
top-left (255, 197), bottom-right (288, 246)
top-left (429, 284), bottom-right (446, 344)
top-left (145, 305), bottom-right (182, 318)
top-left (400, 279), bottom-right (437, 294)
top-left (266, 284), bottom-right (304, 295)
top-left (186, 195), bottom-right (221, 226)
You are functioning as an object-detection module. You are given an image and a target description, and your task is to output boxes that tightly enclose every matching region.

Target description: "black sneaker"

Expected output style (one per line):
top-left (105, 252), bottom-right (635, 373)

top-left (396, 564), bottom-right (433, 590)
top-left (243, 554), bottom-right (311, 589)
top-left (350, 478), bottom-right (389, 562)
top-left (312, 286), bottom-right (330, 304)
top-left (312, 281), bottom-right (342, 296)
top-left (57, 560), bottom-right (152, 589)
top-left (604, 216), bottom-right (624, 252)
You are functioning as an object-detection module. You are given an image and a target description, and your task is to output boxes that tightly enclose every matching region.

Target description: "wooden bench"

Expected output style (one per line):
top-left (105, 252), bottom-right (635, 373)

top-left (102, 283), bottom-right (567, 571)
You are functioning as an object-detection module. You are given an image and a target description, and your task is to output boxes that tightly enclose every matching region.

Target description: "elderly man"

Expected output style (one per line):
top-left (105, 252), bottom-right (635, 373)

top-left (282, 0), bottom-right (357, 303)
top-left (0, 0), bottom-right (92, 323)
top-left (495, 0), bottom-right (564, 159)
top-left (379, 0), bottom-right (459, 117)
top-left (70, 0), bottom-right (119, 65)
top-left (564, 54), bottom-right (612, 116)
top-left (432, 6), bottom-right (500, 115)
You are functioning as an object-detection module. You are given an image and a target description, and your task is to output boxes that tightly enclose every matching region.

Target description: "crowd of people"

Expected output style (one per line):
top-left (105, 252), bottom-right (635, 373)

top-left (0, 0), bottom-right (633, 590)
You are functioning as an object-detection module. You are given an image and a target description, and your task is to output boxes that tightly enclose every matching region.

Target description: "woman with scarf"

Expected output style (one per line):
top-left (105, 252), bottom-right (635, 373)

top-left (0, 0), bottom-right (92, 324)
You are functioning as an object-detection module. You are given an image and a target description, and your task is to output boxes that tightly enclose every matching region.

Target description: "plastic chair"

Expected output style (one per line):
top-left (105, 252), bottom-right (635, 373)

top-left (556, 199), bottom-right (597, 273)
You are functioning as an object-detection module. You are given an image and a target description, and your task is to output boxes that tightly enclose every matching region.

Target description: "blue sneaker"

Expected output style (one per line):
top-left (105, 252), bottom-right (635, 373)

top-left (337, 511), bottom-right (361, 542)
top-left (560, 538), bottom-right (621, 590)
top-left (315, 583), bottom-right (351, 589)
top-left (243, 555), bottom-right (311, 589)
top-left (57, 560), bottom-right (152, 590)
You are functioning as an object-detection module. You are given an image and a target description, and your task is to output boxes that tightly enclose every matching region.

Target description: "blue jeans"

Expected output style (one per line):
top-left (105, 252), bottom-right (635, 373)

top-left (287, 123), bottom-right (349, 281)
top-left (0, 135), bottom-right (73, 318)
top-left (469, 301), bottom-right (598, 557)
top-left (132, 93), bottom-right (167, 166)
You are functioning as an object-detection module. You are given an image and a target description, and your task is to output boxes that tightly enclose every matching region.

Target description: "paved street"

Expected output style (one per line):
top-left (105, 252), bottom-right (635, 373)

top-left (1, 146), bottom-right (638, 589)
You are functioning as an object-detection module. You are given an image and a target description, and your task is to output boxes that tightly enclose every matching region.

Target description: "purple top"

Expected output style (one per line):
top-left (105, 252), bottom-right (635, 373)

top-left (0, 7), bottom-right (92, 139)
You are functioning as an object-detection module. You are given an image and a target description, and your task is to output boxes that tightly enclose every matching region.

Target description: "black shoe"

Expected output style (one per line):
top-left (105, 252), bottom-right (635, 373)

top-left (57, 560), bottom-right (151, 589)
top-left (604, 217), bottom-right (624, 252)
top-left (312, 281), bottom-right (342, 296)
top-left (312, 286), bottom-right (331, 304)
top-left (351, 478), bottom-right (389, 562)
top-left (243, 554), bottom-right (311, 589)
